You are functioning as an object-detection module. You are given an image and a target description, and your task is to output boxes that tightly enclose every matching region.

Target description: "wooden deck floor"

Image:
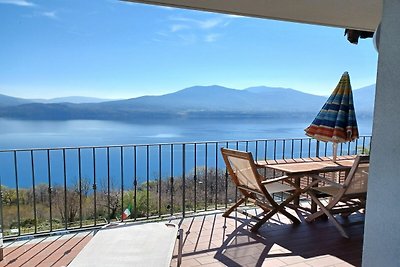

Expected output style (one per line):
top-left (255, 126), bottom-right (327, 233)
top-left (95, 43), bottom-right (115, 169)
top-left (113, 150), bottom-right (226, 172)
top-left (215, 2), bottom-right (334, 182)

top-left (1, 208), bottom-right (365, 267)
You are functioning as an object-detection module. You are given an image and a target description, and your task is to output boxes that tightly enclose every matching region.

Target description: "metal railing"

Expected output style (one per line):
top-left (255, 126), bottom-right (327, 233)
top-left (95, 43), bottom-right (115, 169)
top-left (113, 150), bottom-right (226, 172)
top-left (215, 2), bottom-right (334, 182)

top-left (0, 136), bottom-right (371, 240)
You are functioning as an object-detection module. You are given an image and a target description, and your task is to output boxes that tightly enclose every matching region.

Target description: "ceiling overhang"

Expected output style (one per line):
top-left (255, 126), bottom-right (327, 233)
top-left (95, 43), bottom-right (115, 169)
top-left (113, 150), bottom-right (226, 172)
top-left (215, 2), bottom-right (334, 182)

top-left (124, 0), bottom-right (382, 31)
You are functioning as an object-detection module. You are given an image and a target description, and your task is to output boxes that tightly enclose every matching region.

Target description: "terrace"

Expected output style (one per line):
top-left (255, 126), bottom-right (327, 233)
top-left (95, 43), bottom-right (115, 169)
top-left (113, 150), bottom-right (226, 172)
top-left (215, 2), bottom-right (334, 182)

top-left (1, 207), bottom-right (365, 267)
top-left (120, 1), bottom-right (400, 265)
top-left (0, 137), bottom-right (370, 266)
top-left (1, 0), bottom-right (400, 266)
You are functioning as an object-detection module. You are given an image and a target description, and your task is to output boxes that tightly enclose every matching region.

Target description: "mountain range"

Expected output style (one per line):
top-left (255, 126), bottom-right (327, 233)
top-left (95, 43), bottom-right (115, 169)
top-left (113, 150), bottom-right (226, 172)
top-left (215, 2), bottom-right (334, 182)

top-left (0, 84), bottom-right (375, 120)
top-left (32, 96), bottom-right (113, 104)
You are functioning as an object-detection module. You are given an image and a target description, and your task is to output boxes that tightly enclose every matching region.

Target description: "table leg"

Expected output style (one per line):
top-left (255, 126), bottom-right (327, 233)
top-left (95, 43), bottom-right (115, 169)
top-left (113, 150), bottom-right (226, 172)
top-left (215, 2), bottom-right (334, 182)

top-left (311, 176), bottom-right (318, 213)
top-left (294, 177), bottom-right (301, 207)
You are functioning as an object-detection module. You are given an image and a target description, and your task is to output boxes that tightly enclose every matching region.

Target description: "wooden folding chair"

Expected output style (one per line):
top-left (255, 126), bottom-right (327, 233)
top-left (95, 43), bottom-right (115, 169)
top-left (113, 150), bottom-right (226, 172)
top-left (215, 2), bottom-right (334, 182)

top-left (221, 148), bottom-right (302, 232)
top-left (306, 155), bottom-right (369, 238)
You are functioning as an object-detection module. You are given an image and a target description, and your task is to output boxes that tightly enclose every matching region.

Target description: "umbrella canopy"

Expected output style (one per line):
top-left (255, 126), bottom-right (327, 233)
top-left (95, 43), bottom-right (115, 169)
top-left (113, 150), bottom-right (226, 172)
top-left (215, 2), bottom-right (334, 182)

top-left (305, 72), bottom-right (359, 159)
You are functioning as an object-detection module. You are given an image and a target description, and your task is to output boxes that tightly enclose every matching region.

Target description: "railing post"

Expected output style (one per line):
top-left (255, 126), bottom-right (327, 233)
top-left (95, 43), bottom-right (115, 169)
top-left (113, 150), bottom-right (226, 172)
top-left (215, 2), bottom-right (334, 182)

top-left (182, 144), bottom-right (185, 217)
top-left (316, 140), bottom-right (320, 158)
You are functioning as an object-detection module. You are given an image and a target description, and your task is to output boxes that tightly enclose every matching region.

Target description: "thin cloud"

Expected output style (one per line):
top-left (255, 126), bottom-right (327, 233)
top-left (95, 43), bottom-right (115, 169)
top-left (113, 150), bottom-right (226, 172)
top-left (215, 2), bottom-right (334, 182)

top-left (204, 33), bottom-right (220, 43)
top-left (156, 31), bottom-right (169, 37)
top-left (115, 0), bottom-right (173, 10)
top-left (41, 11), bottom-right (57, 19)
top-left (198, 18), bottom-right (223, 29)
top-left (163, 15), bottom-right (233, 44)
top-left (169, 16), bottom-right (225, 30)
top-left (0, 0), bottom-right (35, 6)
top-left (110, 0), bottom-right (135, 5)
top-left (22, 10), bottom-right (59, 20)
top-left (155, 5), bottom-right (174, 10)
top-left (170, 24), bottom-right (190, 33)
top-left (224, 14), bottom-right (245, 19)
top-left (177, 33), bottom-right (197, 45)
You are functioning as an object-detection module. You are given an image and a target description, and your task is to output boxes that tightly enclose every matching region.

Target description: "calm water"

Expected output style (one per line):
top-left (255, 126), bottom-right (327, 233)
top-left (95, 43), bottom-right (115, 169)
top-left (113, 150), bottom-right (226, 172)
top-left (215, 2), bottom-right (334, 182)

top-left (0, 117), bottom-right (373, 188)
top-left (0, 117), bottom-right (373, 149)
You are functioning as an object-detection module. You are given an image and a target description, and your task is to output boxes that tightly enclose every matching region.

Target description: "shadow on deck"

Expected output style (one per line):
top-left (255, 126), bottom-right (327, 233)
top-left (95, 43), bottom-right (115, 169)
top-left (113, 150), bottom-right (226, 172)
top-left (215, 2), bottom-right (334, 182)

top-left (170, 209), bottom-right (364, 267)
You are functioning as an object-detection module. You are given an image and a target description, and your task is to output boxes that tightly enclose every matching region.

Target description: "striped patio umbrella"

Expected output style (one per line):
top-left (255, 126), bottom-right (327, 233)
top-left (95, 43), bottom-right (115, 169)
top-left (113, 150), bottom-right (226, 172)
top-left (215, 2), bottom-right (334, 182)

top-left (305, 71), bottom-right (359, 161)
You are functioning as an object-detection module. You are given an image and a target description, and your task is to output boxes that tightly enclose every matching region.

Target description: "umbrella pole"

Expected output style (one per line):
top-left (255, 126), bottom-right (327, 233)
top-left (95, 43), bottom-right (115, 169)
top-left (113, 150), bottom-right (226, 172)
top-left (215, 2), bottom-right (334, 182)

top-left (333, 143), bottom-right (338, 162)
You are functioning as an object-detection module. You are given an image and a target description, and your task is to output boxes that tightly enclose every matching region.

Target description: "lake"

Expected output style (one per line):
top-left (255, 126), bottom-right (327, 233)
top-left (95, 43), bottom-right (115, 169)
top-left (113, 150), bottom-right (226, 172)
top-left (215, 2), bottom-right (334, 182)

top-left (0, 117), bottom-right (373, 188)
top-left (0, 117), bottom-right (373, 149)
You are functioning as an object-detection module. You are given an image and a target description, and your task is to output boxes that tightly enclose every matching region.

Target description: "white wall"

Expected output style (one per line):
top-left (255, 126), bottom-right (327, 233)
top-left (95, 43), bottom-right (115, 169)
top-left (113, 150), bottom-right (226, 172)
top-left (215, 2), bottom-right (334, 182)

top-left (362, 0), bottom-right (400, 265)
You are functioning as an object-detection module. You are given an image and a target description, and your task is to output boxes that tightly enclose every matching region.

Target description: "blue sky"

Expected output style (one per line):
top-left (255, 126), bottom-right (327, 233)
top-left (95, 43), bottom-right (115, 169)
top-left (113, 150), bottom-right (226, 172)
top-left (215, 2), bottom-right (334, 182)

top-left (0, 0), bottom-right (378, 99)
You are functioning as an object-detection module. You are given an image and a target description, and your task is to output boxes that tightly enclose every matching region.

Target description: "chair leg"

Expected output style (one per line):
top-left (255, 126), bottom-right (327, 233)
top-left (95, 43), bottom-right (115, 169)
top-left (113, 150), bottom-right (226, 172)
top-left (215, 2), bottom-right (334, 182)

top-left (306, 210), bottom-right (325, 222)
top-left (306, 192), bottom-right (349, 238)
top-left (251, 205), bottom-right (301, 232)
top-left (280, 208), bottom-right (301, 224)
top-left (223, 197), bottom-right (246, 217)
top-left (251, 198), bottom-right (301, 232)
top-left (251, 210), bottom-right (276, 232)
top-left (276, 189), bottom-right (302, 224)
top-left (306, 192), bottom-right (327, 222)
top-left (318, 202), bottom-right (350, 238)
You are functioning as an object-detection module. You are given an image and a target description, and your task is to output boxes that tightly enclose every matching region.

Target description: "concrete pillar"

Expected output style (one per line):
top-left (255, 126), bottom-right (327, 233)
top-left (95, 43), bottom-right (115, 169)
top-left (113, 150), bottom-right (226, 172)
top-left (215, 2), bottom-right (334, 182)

top-left (362, 0), bottom-right (400, 266)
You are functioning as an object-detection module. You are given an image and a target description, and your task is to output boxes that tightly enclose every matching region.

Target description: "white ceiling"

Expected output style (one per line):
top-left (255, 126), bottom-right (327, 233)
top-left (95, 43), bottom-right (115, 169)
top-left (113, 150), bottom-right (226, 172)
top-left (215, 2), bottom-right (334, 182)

top-left (125, 0), bottom-right (382, 31)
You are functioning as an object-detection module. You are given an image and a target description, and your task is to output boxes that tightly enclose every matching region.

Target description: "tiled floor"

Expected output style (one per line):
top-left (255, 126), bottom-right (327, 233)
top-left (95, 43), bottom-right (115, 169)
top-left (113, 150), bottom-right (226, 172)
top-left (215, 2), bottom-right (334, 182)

top-left (1, 208), bottom-right (365, 267)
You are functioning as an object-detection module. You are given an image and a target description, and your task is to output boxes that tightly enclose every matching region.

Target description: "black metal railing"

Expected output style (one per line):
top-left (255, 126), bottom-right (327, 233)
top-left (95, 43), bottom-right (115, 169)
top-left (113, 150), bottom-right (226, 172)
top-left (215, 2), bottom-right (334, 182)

top-left (0, 136), bottom-right (371, 240)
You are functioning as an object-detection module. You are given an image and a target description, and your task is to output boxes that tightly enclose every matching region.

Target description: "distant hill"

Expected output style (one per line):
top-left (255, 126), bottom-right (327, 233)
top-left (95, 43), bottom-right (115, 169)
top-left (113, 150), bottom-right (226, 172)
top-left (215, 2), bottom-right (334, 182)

top-left (0, 94), bottom-right (32, 107)
top-left (353, 84), bottom-right (375, 116)
top-left (97, 85), bottom-right (255, 112)
top-left (244, 86), bottom-right (327, 112)
top-left (0, 84), bottom-right (376, 120)
top-left (32, 96), bottom-right (113, 104)
top-left (97, 85), bottom-right (327, 113)
top-left (0, 94), bottom-right (112, 106)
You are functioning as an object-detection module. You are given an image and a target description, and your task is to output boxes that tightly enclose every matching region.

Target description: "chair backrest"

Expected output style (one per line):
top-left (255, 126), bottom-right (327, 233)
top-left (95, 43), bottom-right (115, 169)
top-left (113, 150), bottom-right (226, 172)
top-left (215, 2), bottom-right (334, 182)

top-left (343, 155), bottom-right (370, 195)
top-left (220, 148), bottom-right (262, 193)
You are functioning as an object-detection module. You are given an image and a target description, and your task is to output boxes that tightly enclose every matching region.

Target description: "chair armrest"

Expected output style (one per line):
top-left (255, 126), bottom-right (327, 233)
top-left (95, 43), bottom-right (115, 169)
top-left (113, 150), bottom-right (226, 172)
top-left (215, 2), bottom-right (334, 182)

top-left (255, 163), bottom-right (267, 169)
top-left (261, 175), bottom-right (290, 184)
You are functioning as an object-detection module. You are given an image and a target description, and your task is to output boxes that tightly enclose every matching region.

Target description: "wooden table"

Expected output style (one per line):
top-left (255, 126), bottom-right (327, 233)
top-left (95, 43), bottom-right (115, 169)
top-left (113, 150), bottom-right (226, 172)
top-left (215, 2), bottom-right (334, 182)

top-left (257, 156), bottom-right (355, 212)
